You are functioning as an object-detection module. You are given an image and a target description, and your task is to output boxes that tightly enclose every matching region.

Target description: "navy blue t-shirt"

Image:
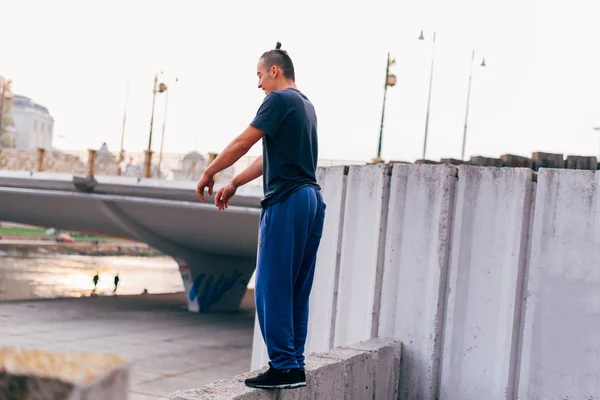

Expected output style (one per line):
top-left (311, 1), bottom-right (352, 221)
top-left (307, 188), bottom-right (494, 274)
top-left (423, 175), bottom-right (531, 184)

top-left (250, 88), bottom-right (320, 208)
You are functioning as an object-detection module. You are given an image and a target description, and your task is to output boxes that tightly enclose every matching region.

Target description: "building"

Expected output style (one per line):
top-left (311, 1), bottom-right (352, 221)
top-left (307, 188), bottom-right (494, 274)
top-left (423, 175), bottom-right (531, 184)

top-left (11, 95), bottom-right (54, 149)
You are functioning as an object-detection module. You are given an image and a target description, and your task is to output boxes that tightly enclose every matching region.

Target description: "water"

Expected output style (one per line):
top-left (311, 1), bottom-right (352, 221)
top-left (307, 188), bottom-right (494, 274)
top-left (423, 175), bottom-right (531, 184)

top-left (0, 254), bottom-right (184, 301)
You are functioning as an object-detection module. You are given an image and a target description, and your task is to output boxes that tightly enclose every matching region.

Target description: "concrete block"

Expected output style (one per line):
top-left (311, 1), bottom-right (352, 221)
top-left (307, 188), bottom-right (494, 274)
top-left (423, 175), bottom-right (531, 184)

top-left (517, 169), bottom-right (600, 399)
top-left (162, 370), bottom-right (274, 399)
top-left (440, 166), bottom-right (534, 399)
top-left (0, 346), bottom-right (129, 400)
top-left (277, 356), bottom-right (346, 400)
top-left (501, 154), bottom-right (533, 169)
top-left (532, 152), bottom-right (564, 169)
top-left (334, 164), bottom-right (391, 347)
top-left (469, 156), bottom-right (503, 167)
top-left (344, 339), bottom-right (402, 400)
top-left (378, 164), bottom-right (457, 400)
top-left (249, 314), bottom-right (269, 371)
top-left (305, 166), bottom-right (349, 355)
top-left (565, 155), bottom-right (598, 170)
top-left (440, 158), bottom-right (465, 166)
top-left (166, 339), bottom-right (400, 400)
top-left (415, 159), bottom-right (441, 165)
top-left (315, 347), bottom-right (375, 400)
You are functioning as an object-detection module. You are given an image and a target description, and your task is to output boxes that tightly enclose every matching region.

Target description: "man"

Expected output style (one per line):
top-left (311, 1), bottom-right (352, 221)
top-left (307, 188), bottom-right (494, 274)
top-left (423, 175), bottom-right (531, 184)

top-left (196, 42), bottom-right (325, 389)
top-left (113, 273), bottom-right (119, 294)
top-left (93, 272), bottom-right (99, 289)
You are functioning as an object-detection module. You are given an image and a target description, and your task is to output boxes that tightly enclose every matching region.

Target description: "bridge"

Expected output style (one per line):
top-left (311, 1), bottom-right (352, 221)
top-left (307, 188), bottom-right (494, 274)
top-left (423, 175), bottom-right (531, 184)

top-left (0, 148), bottom-right (365, 312)
top-left (0, 170), bottom-right (264, 312)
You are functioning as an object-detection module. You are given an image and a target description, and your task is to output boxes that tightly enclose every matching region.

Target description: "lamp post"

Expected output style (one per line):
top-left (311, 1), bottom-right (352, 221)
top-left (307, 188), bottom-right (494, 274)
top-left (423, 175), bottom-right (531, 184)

top-left (117, 80), bottom-right (130, 175)
top-left (375, 53), bottom-right (397, 163)
top-left (143, 71), bottom-right (167, 178)
top-left (461, 50), bottom-right (486, 160)
top-left (419, 29), bottom-right (436, 160)
top-left (157, 77), bottom-right (179, 178)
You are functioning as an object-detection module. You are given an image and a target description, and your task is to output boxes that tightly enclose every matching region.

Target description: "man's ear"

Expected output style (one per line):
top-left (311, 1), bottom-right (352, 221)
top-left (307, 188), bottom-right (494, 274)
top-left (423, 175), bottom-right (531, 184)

top-left (270, 65), bottom-right (278, 77)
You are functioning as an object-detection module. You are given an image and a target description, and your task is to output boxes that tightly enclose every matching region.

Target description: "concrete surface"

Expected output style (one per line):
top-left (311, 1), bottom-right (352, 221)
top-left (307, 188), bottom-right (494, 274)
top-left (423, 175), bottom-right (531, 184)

top-left (246, 164), bottom-right (600, 399)
top-left (334, 164), bottom-right (390, 347)
top-left (440, 166), bottom-right (534, 399)
top-left (518, 169), bottom-right (600, 399)
top-left (164, 339), bottom-right (401, 400)
top-left (305, 166), bottom-right (348, 355)
top-left (0, 291), bottom-right (255, 399)
top-left (0, 346), bottom-right (129, 400)
top-left (378, 164), bottom-right (457, 400)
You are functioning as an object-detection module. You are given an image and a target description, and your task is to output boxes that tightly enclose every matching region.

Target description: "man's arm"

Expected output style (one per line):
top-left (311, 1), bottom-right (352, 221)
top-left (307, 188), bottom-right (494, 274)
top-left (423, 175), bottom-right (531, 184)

top-left (231, 156), bottom-right (263, 188)
top-left (213, 156), bottom-right (263, 210)
top-left (204, 126), bottom-right (264, 177)
top-left (196, 125), bottom-right (264, 202)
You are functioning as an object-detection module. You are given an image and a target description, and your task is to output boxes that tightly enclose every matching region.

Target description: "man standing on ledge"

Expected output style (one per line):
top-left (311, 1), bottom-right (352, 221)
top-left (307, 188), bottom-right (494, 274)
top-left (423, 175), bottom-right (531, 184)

top-left (196, 42), bottom-right (326, 389)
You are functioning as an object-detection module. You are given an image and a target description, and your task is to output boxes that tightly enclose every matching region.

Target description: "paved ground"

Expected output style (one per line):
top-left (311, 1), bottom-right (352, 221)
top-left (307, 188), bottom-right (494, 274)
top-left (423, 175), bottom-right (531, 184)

top-left (0, 291), bottom-right (256, 399)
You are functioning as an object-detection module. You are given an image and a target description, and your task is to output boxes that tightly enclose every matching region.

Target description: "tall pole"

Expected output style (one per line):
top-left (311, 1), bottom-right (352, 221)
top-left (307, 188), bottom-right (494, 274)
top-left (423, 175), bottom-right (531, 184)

top-left (157, 89), bottom-right (169, 175)
top-left (147, 74), bottom-right (159, 151)
top-left (461, 50), bottom-right (475, 161)
top-left (377, 53), bottom-right (392, 162)
top-left (119, 80), bottom-right (129, 163)
top-left (422, 31), bottom-right (436, 160)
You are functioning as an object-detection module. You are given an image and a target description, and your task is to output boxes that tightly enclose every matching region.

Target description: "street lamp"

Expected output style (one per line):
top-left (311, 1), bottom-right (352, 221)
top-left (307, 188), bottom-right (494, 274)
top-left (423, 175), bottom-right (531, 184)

top-left (143, 71), bottom-right (168, 178)
top-left (461, 50), bottom-right (486, 160)
top-left (157, 77), bottom-right (179, 177)
top-left (419, 29), bottom-right (436, 160)
top-left (148, 72), bottom-right (168, 151)
top-left (117, 80), bottom-right (130, 175)
top-left (375, 53), bottom-right (397, 163)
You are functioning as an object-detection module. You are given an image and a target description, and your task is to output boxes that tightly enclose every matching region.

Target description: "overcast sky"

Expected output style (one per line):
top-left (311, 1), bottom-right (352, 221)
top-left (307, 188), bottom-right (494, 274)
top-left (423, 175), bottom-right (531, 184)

top-left (1, 0), bottom-right (599, 163)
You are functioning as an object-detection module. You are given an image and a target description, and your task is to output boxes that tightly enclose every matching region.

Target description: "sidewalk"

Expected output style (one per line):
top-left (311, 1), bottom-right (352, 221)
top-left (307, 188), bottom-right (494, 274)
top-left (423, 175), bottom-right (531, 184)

top-left (0, 291), bottom-right (255, 399)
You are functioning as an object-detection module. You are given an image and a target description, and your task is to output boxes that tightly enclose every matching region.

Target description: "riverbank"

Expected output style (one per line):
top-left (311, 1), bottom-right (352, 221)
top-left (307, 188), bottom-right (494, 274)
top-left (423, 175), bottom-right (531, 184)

top-left (0, 239), bottom-right (161, 257)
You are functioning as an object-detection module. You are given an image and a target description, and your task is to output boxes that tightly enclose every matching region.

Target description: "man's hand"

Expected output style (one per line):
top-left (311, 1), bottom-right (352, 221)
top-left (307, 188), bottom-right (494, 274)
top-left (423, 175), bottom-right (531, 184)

top-left (196, 172), bottom-right (215, 202)
top-left (214, 181), bottom-right (237, 210)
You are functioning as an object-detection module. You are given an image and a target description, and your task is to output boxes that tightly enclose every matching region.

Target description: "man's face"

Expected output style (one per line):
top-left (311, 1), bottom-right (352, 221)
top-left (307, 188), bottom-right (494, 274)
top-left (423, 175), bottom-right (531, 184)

top-left (257, 60), bottom-right (277, 95)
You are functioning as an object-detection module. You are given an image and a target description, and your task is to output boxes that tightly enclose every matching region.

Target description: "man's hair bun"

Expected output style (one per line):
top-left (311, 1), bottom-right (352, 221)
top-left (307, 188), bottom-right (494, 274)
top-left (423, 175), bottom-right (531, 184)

top-left (275, 42), bottom-right (282, 50)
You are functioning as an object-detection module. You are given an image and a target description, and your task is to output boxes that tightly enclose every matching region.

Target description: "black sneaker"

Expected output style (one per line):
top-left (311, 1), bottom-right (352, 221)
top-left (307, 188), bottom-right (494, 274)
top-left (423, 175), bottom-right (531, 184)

top-left (244, 362), bottom-right (306, 389)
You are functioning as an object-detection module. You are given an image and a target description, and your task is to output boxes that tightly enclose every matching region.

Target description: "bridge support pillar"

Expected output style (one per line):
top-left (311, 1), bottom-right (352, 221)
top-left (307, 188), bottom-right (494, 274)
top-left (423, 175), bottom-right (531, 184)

top-left (97, 200), bottom-right (258, 313)
top-left (174, 252), bottom-right (256, 313)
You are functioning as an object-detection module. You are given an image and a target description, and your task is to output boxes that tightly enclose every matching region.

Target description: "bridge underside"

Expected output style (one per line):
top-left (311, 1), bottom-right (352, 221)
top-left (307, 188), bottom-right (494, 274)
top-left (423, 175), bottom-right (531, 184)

top-left (0, 178), bottom-right (262, 312)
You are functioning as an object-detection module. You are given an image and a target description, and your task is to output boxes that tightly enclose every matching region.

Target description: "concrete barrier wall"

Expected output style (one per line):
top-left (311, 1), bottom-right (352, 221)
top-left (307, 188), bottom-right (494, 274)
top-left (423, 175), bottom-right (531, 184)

top-left (246, 164), bottom-right (600, 400)
top-left (333, 164), bottom-right (390, 347)
top-left (378, 164), bottom-right (457, 400)
top-left (164, 339), bottom-right (401, 400)
top-left (439, 166), bottom-right (534, 399)
top-left (517, 169), bottom-right (600, 399)
top-left (305, 166), bottom-right (349, 355)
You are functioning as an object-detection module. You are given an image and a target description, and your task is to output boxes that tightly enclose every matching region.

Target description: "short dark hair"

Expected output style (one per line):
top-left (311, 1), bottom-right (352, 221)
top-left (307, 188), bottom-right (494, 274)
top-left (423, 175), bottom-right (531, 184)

top-left (260, 42), bottom-right (295, 81)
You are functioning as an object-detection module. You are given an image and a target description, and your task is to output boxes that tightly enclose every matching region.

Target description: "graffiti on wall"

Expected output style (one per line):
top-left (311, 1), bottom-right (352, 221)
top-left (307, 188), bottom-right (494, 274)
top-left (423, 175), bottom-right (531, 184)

top-left (188, 270), bottom-right (245, 312)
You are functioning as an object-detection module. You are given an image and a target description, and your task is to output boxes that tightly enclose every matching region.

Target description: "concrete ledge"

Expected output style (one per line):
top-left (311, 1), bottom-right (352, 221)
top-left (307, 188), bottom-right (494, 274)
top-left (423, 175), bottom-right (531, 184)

top-left (0, 346), bottom-right (129, 400)
top-left (162, 339), bottom-right (401, 400)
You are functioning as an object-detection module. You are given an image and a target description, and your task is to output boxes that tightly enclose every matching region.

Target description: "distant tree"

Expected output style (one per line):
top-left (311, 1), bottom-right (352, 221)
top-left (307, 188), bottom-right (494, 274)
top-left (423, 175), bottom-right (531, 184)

top-left (0, 77), bottom-right (14, 148)
top-left (0, 100), bottom-right (14, 147)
